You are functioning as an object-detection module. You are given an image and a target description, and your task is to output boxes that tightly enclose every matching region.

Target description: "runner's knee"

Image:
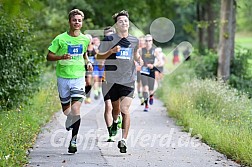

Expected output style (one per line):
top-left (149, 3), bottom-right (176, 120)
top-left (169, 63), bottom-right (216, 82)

top-left (120, 104), bottom-right (130, 114)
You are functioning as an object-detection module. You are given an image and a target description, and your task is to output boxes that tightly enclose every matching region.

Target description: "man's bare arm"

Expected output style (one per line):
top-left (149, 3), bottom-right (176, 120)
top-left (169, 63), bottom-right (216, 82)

top-left (47, 51), bottom-right (71, 61)
top-left (134, 50), bottom-right (143, 66)
top-left (83, 52), bottom-right (93, 71)
top-left (96, 46), bottom-right (121, 60)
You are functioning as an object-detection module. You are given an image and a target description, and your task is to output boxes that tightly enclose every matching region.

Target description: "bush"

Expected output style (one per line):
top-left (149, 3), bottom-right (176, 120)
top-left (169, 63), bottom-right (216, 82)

top-left (229, 47), bottom-right (252, 97)
top-left (189, 49), bottom-right (218, 79)
top-left (0, 16), bottom-right (44, 110)
top-left (190, 48), bottom-right (252, 97)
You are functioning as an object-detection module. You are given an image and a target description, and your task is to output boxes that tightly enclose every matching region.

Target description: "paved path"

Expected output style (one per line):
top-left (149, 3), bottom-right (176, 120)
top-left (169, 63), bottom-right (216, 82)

top-left (27, 93), bottom-right (240, 167)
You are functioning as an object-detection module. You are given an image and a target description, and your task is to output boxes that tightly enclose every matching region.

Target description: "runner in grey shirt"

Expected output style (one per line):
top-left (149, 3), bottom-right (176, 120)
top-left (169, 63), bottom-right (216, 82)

top-left (97, 10), bottom-right (143, 153)
top-left (99, 33), bottom-right (138, 84)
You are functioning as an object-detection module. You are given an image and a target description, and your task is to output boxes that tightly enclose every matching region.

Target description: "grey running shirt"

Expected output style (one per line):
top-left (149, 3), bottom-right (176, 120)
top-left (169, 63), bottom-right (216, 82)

top-left (99, 33), bottom-right (139, 84)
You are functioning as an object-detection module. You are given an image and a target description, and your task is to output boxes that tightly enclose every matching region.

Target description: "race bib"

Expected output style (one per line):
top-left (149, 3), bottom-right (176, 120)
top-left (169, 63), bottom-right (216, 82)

top-left (140, 66), bottom-right (150, 75)
top-left (68, 44), bottom-right (83, 56)
top-left (116, 48), bottom-right (132, 60)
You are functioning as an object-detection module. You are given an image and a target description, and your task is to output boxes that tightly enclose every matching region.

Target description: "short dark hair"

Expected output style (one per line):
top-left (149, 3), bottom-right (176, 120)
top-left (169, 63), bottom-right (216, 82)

top-left (112, 10), bottom-right (129, 23)
top-left (68, 9), bottom-right (84, 21)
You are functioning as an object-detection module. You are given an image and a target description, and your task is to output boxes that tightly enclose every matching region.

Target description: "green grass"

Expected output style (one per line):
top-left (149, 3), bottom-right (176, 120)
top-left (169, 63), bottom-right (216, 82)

top-left (157, 63), bottom-right (252, 167)
top-left (0, 72), bottom-right (60, 166)
top-left (235, 31), bottom-right (252, 49)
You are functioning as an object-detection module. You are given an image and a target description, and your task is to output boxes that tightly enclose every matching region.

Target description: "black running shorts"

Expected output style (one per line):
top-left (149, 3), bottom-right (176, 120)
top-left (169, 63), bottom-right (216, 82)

top-left (107, 82), bottom-right (135, 102)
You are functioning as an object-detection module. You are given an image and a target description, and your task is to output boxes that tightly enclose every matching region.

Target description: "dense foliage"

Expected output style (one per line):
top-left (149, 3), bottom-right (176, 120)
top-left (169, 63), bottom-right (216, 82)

top-left (230, 48), bottom-right (252, 97)
top-left (0, 16), bottom-right (44, 109)
top-left (189, 47), bottom-right (252, 97)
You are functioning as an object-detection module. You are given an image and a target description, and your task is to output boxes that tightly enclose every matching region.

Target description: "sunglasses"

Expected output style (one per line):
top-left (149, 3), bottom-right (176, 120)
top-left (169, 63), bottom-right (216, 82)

top-left (145, 40), bottom-right (152, 42)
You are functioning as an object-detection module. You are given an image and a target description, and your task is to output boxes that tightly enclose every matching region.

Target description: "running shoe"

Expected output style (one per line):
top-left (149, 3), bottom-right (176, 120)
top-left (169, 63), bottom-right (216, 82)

top-left (107, 127), bottom-right (114, 142)
top-left (149, 96), bottom-right (154, 105)
top-left (117, 115), bottom-right (122, 129)
top-left (68, 140), bottom-right (77, 153)
top-left (107, 136), bottom-right (115, 142)
top-left (144, 105), bottom-right (149, 112)
top-left (140, 97), bottom-right (145, 105)
top-left (110, 122), bottom-right (118, 137)
top-left (85, 97), bottom-right (91, 104)
top-left (65, 115), bottom-right (73, 131)
top-left (117, 140), bottom-right (127, 153)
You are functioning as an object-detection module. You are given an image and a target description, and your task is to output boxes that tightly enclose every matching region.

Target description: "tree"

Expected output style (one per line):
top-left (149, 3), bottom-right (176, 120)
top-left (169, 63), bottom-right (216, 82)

top-left (206, 1), bottom-right (215, 50)
top-left (0, 1), bottom-right (45, 109)
top-left (236, 0), bottom-right (252, 32)
top-left (196, 1), bottom-right (206, 53)
top-left (217, 0), bottom-right (236, 81)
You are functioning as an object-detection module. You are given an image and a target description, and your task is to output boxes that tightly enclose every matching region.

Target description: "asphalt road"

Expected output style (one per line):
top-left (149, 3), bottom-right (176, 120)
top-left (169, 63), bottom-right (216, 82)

top-left (27, 92), bottom-right (240, 167)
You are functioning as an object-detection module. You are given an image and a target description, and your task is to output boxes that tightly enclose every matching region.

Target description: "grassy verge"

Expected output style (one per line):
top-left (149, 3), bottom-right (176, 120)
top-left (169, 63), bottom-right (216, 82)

top-left (0, 72), bottom-right (60, 166)
top-left (157, 63), bottom-right (252, 166)
top-left (236, 31), bottom-right (252, 49)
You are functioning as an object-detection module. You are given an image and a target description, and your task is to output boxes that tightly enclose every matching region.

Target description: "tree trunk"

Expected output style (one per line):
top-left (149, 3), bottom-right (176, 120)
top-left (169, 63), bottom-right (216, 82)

top-left (206, 1), bottom-right (215, 50)
top-left (230, 0), bottom-right (236, 60)
top-left (217, 0), bottom-right (235, 81)
top-left (197, 2), bottom-right (205, 53)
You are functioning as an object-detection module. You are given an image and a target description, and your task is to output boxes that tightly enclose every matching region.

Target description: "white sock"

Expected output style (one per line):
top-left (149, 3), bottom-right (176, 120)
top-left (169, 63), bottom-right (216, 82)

top-left (122, 138), bottom-right (127, 143)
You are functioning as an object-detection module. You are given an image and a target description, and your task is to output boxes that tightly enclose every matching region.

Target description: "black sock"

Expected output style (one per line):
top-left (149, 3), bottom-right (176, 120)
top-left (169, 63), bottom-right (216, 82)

top-left (107, 126), bottom-right (111, 136)
top-left (145, 99), bottom-right (148, 106)
top-left (85, 85), bottom-right (92, 98)
top-left (72, 115), bottom-right (81, 141)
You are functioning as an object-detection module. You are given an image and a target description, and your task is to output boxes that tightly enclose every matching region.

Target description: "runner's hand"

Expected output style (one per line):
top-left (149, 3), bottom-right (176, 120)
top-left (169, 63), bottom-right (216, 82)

top-left (61, 54), bottom-right (71, 60)
top-left (138, 58), bottom-right (144, 66)
top-left (147, 63), bottom-right (154, 69)
top-left (111, 45), bottom-right (121, 53)
top-left (87, 62), bottom-right (93, 71)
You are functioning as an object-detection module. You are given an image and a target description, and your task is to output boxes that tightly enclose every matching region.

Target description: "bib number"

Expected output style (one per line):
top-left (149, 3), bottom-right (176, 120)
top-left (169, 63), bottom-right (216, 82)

top-left (116, 48), bottom-right (132, 60)
top-left (140, 66), bottom-right (150, 75)
top-left (68, 45), bottom-right (83, 55)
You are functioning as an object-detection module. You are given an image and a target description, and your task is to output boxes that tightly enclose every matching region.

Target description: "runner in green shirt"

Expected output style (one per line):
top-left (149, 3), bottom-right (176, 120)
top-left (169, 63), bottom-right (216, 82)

top-left (47, 9), bottom-right (92, 154)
